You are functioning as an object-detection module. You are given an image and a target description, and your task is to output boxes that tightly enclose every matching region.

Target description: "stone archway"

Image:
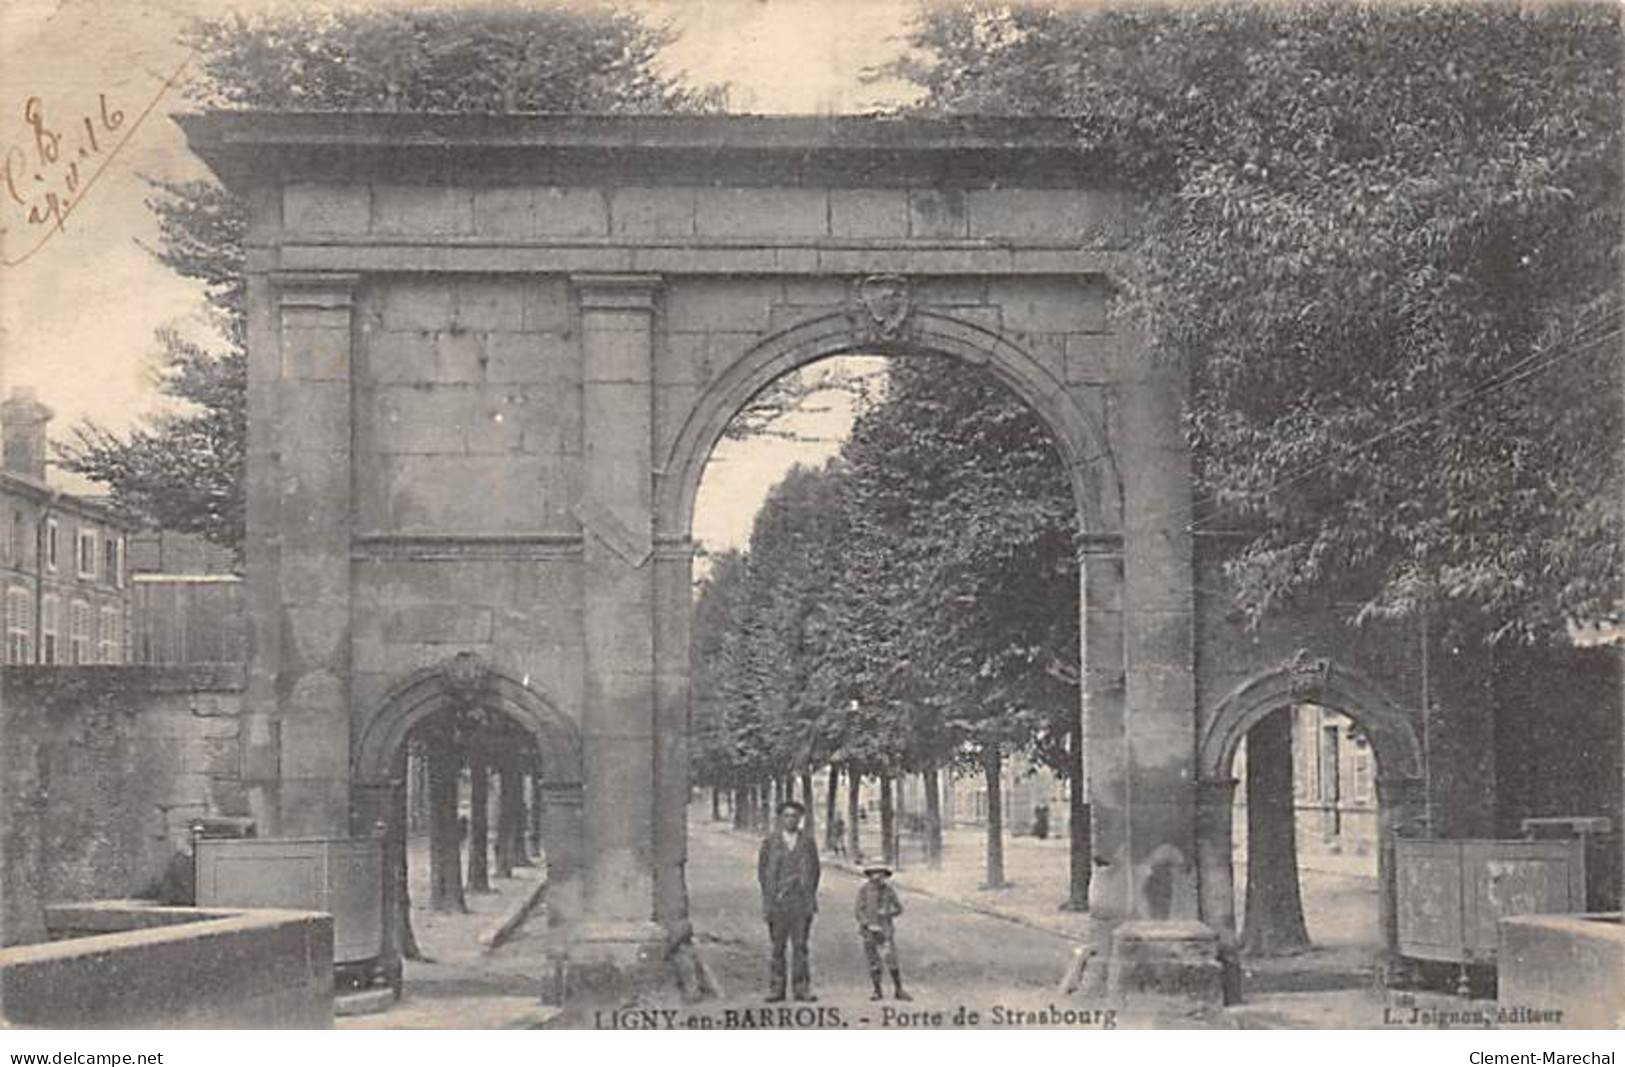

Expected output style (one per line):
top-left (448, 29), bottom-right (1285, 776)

top-left (648, 296), bottom-right (1148, 931)
top-left (1194, 651), bottom-right (1425, 971)
top-left (184, 111), bottom-right (1215, 994)
top-left (655, 305), bottom-right (1121, 540)
top-left (350, 653), bottom-right (585, 983)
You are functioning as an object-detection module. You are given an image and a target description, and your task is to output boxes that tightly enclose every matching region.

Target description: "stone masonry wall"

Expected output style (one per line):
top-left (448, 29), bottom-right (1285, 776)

top-left (0, 666), bottom-right (244, 945)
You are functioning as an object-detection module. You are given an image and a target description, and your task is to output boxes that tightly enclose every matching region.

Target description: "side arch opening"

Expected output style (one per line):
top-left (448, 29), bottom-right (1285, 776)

top-left (1195, 653), bottom-right (1426, 998)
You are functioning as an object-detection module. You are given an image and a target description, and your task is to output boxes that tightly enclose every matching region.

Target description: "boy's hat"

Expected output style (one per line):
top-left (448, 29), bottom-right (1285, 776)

top-left (862, 864), bottom-right (892, 876)
top-left (777, 800), bottom-right (806, 815)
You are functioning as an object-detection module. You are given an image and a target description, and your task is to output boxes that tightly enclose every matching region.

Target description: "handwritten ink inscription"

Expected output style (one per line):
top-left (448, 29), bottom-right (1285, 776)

top-left (4, 93), bottom-right (127, 232)
top-left (0, 56), bottom-right (190, 268)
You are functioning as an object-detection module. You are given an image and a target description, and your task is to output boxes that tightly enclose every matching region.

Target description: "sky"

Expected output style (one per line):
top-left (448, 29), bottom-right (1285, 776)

top-left (0, 0), bottom-right (923, 552)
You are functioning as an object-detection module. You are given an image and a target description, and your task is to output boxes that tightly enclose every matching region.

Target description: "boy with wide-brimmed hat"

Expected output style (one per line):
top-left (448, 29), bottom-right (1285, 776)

top-left (854, 864), bottom-right (911, 1001)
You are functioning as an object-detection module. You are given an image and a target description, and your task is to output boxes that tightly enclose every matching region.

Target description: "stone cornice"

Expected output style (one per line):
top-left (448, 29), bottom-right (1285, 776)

top-left (270, 239), bottom-right (1123, 278)
top-left (176, 112), bottom-right (1117, 191)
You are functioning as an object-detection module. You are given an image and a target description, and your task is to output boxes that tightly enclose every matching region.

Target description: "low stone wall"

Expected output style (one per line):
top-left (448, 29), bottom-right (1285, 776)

top-left (0, 900), bottom-right (332, 1028)
top-left (1498, 913), bottom-right (1625, 1028)
top-left (0, 666), bottom-right (245, 944)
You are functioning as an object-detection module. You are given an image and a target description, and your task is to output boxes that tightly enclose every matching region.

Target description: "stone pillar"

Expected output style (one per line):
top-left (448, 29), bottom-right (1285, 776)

top-left (1081, 536), bottom-right (1127, 922)
top-left (1377, 775), bottom-right (1426, 965)
top-left (240, 248), bottom-right (281, 835)
top-left (652, 539), bottom-right (694, 932)
top-left (261, 271), bottom-right (359, 837)
top-left (350, 778), bottom-right (399, 988)
top-left (538, 783), bottom-right (586, 927)
top-left (1113, 351), bottom-right (1200, 923)
top-left (570, 274), bottom-right (664, 954)
top-left (1195, 777), bottom-right (1238, 943)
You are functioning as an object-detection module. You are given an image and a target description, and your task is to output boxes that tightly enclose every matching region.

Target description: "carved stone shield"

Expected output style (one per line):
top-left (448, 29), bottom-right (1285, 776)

top-left (441, 650), bottom-right (492, 708)
top-left (1284, 648), bottom-right (1331, 700)
top-left (848, 274), bottom-right (913, 343)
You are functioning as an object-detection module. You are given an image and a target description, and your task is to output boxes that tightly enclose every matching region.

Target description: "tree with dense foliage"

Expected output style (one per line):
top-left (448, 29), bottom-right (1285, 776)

top-left (58, 7), bottom-right (720, 553)
top-left (899, 0), bottom-right (1621, 948)
top-left (691, 355), bottom-right (1084, 888)
top-left (903, 0), bottom-right (1621, 640)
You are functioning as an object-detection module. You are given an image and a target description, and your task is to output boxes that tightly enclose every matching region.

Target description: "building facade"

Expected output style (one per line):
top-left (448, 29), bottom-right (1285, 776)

top-left (0, 389), bottom-right (133, 666)
top-left (128, 528), bottom-right (246, 666)
top-left (1232, 703), bottom-right (1380, 863)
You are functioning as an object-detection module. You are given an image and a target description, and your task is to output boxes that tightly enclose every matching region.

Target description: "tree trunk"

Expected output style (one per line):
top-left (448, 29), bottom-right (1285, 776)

top-left (923, 762), bottom-right (944, 867)
top-left (394, 750), bottom-right (426, 961)
top-left (495, 758), bottom-right (520, 878)
top-left (800, 771), bottom-right (816, 842)
top-left (467, 755), bottom-right (492, 893)
top-left (760, 781), bottom-right (773, 830)
top-left (825, 765), bottom-right (840, 852)
top-left (711, 787), bottom-right (721, 821)
top-left (1066, 727), bottom-right (1091, 910)
top-left (846, 769), bottom-right (863, 862)
top-left (983, 745), bottom-right (1006, 889)
top-left (879, 774), bottom-right (896, 866)
top-left (427, 739), bottom-right (466, 913)
top-left (530, 771), bottom-right (544, 857)
top-left (1240, 709), bottom-right (1312, 956)
top-left (509, 759), bottom-right (533, 867)
top-left (733, 786), bottom-right (748, 830)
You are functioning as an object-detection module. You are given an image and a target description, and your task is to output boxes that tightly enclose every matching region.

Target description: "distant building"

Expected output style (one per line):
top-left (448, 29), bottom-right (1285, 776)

top-left (1233, 703), bottom-right (1379, 862)
top-left (128, 528), bottom-right (245, 666)
top-left (939, 752), bottom-right (1069, 838)
top-left (0, 389), bottom-right (134, 665)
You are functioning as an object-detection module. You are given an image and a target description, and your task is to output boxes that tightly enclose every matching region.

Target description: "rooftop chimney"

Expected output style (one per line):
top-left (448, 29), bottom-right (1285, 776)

top-left (2, 388), bottom-right (54, 483)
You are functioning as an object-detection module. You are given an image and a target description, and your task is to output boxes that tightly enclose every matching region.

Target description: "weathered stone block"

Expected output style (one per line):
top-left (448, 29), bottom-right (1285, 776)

top-left (916, 277), bottom-right (990, 306)
top-left (485, 331), bottom-right (570, 384)
top-left (967, 187), bottom-right (1114, 241)
top-left (462, 390), bottom-right (533, 455)
top-left (989, 277), bottom-right (1104, 335)
top-left (1125, 609), bottom-right (1194, 673)
top-left (363, 330), bottom-right (438, 383)
top-left (666, 281), bottom-right (778, 334)
top-left (581, 319), bottom-right (652, 384)
top-left (284, 183), bottom-right (370, 235)
top-left (279, 708), bottom-right (349, 778)
top-left (455, 277), bottom-right (528, 332)
top-left (695, 187), bottom-right (827, 238)
top-left (273, 381), bottom-right (349, 450)
top-left (908, 189), bottom-right (968, 238)
top-left (1498, 914), bottom-right (1625, 1028)
top-left (829, 188), bottom-right (907, 238)
top-left (609, 187), bottom-right (696, 237)
top-left (660, 332), bottom-right (708, 386)
top-left (436, 331), bottom-right (487, 383)
top-left (655, 382), bottom-right (701, 460)
top-left (280, 324), bottom-right (351, 382)
top-left (362, 453), bottom-right (550, 533)
top-left (364, 385), bottom-right (472, 455)
top-left (474, 186), bottom-right (608, 238)
top-left (1106, 920), bottom-right (1224, 1007)
top-left (372, 184), bottom-right (475, 235)
top-left (379, 278), bottom-right (454, 333)
top-left (780, 277), bottom-right (848, 307)
top-left (382, 603), bottom-right (495, 644)
top-left (523, 278), bottom-right (573, 333)
top-left (1065, 333), bottom-right (1118, 383)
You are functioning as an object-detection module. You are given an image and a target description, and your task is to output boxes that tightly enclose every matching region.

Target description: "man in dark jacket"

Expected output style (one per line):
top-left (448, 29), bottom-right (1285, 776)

top-left (758, 799), bottom-right (821, 1001)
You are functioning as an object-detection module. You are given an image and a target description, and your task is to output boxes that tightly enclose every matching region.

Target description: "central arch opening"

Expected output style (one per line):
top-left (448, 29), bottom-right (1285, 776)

top-left (672, 326), bottom-right (1108, 998)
